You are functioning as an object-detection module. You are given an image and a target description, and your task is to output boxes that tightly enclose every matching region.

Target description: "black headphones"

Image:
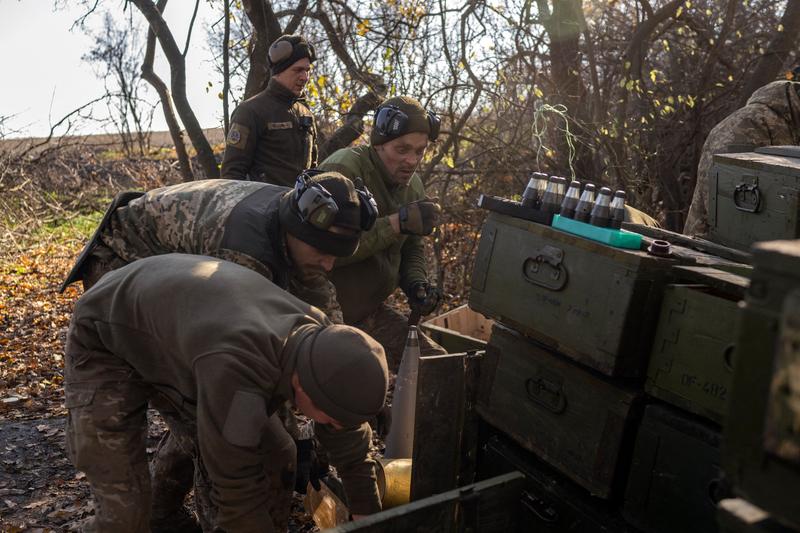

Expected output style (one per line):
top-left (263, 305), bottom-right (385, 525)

top-left (293, 170), bottom-right (379, 231)
top-left (374, 105), bottom-right (440, 141)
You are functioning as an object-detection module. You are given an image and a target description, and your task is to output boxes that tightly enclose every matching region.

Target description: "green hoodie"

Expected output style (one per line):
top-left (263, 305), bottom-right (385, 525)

top-left (320, 145), bottom-right (429, 323)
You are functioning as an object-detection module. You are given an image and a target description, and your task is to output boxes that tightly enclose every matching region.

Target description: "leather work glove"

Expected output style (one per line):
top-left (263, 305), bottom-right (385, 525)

top-left (294, 438), bottom-right (330, 494)
top-left (398, 198), bottom-right (442, 236)
top-left (406, 281), bottom-right (442, 317)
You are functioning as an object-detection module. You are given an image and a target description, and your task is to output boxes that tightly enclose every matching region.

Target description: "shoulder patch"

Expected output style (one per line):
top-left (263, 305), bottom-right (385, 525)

top-left (267, 121), bottom-right (293, 130)
top-left (222, 390), bottom-right (268, 448)
top-left (226, 123), bottom-right (249, 147)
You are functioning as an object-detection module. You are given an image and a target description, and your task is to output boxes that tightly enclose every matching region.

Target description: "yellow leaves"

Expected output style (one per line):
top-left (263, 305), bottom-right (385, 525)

top-left (356, 19), bottom-right (371, 37)
top-left (545, 149), bottom-right (556, 159)
top-left (625, 79), bottom-right (635, 91)
top-left (649, 69), bottom-right (659, 83)
top-left (686, 95), bottom-right (696, 108)
top-left (705, 8), bottom-right (712, 16)
top-left (675, 6), bottom-right (683, 17)
top-left (727, 74), bottom-right (734, 82)
top-left (316, 75), bottom-right (328, 88)
top-left (533, 85), bottom-right (544, 98)
top-left (660, 105), bottom-right (675, 116)
top-left (441, 154), bottom-right (455, 168)
top-left (662, 39), bottom-right (670, 52)
top-left (778, 24), bottom-right (784, 32)
top-left (684, 0), bottom-right (692, 7)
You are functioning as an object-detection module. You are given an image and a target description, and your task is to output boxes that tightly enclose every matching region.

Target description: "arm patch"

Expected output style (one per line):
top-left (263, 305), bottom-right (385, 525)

top-left (226, 123), bottom-right (250, 147)
top-left (222, 390), bottom-right (268, 448)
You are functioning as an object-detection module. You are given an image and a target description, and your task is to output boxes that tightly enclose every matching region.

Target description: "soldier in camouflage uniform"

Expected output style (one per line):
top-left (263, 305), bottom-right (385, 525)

top-left (221, 34), bottom-right (318, 186)
top-left (61, 173), bottom-right (375, 530)
top-left (62, 173), bottom-right (375, 323)
top-left (320, 96), bottom-right (448, 371)
top-left (684, 80), bottom-right (800, 236)
top-left (65, 254), bottom-right (388, 532)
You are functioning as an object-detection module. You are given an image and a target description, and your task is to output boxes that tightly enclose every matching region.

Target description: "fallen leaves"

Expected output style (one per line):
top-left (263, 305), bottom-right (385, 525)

top-left (0, 241), bottom-right (82, 421)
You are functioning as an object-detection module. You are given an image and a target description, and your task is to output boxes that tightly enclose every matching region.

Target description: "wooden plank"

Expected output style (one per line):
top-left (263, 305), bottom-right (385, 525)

top-left (326, 472), bottom-right (525, 532)
top-left (459, 352), bottom-right (482, 487)
top-left (410, 352), bottom-right (466, 501)
top-left (422, 304), bottom-right (494, 341)
top-left (671, 265), bottom-right (749, 299)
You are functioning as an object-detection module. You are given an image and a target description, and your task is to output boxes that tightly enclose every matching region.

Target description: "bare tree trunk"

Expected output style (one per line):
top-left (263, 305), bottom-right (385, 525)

top-left (223, 0), bottom-right (231, 134)
top-left (140, 0), bottom-right (194, 181)
top-left (319, 91), bottom-right (384, 160)
top-left (129, 0), bottom-right (219, 179)
top-left (538, 0), bottom-right (595, 180)
top-left (738, 0), bottom-right (800, 106)
top-left (241, 0), bottom-right (281, 99)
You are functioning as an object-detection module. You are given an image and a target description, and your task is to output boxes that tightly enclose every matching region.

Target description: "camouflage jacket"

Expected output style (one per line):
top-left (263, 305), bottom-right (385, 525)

top-left (685, 81), bottom-right (800, 236)
top-left (319, 145), bottom-right (429, 324)
top-left (99, 179), bottom-right (342, 322)
top-left (221, 78), bottom-right (318, 186)
top-left (69, 254), bottom-right (381, 529)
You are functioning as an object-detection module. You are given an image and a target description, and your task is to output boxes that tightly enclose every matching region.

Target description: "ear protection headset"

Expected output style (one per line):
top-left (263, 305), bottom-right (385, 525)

top-left (374, 105), bottom-right (441, 141)
top-left (293, 170), bottom-right (379, 231)
top-left (268, 38), bottom-right (317, 66)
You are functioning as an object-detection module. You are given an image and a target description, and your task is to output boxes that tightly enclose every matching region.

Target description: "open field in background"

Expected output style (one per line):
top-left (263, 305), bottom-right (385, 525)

top-left (0, 128), bottom-right (226, 157)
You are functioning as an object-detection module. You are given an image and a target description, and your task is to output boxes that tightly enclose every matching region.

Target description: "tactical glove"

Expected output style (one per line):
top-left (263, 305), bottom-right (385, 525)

top-left (406, 281), bottom-right (442, 317)
top-left (294, 438), bottom-right (330, 494)
top-left (398, 199), bottom-right (441, 236)
top-left (369, 403), bottom-right (393, 439)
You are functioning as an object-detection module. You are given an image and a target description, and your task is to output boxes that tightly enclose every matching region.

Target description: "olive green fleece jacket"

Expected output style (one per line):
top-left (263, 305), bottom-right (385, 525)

top-left (67, 254), bottom-right (381, 531)
top-left (319, 145), bottom-right (429, 323)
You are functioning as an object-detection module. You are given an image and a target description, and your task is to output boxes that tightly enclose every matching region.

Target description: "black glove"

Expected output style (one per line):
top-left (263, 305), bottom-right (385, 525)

top-left (406, 281), bottom-right (442, 317)
top-left (398, 199), bottom-right (441, 236)
top-left (369, 403), bottom-right (393, 439)
top-left (294, 438), bottom-right (330, 494)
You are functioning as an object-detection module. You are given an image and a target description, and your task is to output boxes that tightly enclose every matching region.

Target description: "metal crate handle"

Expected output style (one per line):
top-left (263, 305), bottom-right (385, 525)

top-left (522, 245), bottom-right (568, 291)
top-left (525, 375), bottom-right (567, 414)
top-left (733, 182), bottom-right (761, 213)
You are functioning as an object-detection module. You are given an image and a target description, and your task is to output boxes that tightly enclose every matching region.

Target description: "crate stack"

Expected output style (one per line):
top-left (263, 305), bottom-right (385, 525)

top-left (716, 241), bottom-right (800, 532)
top-left (466, 162), bottom-right (800, 532)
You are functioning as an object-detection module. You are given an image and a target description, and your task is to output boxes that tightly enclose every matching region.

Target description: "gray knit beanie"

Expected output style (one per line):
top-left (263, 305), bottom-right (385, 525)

top-left (296, 325), bottom-right (388, 427)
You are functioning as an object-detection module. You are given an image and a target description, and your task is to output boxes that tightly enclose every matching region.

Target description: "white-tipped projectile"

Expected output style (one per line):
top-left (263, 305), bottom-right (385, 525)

top-left (384, 326), bottom-right (421, 459)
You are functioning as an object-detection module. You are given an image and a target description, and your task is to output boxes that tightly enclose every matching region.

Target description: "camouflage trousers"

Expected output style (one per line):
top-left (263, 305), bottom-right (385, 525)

top-left (65, 335), bottom-right (296, 532)
top-left (354, 303), bottom-right (447, 373)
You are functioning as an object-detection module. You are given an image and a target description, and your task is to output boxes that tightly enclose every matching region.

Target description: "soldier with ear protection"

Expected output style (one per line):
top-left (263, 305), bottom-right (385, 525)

top-left (222, 34), bottom-right (319, 186)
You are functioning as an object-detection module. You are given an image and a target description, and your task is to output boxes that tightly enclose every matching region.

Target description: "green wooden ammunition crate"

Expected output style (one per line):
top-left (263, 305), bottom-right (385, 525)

top-left (723, 240), bottom-right (800, 528)
top-left (717, 499), bottom-right (798, 532)
top-left (470, 211), bottom-right (671, 377)
top-left (623, 403), bottom-right (729, 533)
top-left (645, 283), bottom-right (743, 424)
top-left (709, 147), bottom-right (800, 252)
top-left (477, 323), bottom-right (643, 499)
top-left (477, 433), bottom-right (635, 532)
